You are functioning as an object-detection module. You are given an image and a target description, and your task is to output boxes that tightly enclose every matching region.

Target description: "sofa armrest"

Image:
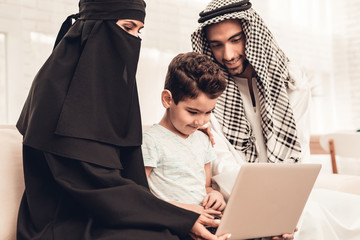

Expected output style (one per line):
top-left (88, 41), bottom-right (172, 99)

top-left (0, 125), bottom-right (24, 239)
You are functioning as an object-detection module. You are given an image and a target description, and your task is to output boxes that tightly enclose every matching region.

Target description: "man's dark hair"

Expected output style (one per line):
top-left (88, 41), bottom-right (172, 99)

top-left (164, 52), bottom-right (226, 104)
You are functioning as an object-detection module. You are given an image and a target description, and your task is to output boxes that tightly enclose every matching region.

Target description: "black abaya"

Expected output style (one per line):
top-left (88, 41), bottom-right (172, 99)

top-left (17, 146), bottom-right (197, 239)
top-left (16, 1), bottom-right (199, 239)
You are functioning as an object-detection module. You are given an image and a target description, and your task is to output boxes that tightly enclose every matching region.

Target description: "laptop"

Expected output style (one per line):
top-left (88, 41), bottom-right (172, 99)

top-left (213, 163), bottom-right (321, 239)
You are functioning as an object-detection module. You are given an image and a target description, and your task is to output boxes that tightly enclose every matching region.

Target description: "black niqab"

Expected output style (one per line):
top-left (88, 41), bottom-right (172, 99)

top-left (17, 0), bottom-right (146, 168)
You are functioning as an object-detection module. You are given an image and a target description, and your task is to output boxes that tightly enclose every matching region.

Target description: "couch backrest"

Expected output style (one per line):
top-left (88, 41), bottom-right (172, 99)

top-left (0, 125), bottom-right (24, 240)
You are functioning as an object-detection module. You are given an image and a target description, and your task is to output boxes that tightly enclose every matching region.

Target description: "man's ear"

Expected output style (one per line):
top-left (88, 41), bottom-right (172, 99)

top-left (161, 90), bottom-right (173, 108)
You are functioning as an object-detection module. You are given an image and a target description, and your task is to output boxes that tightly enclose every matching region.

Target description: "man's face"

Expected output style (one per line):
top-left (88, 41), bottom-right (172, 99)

top-left (206, 19), bottom-right (246, 77)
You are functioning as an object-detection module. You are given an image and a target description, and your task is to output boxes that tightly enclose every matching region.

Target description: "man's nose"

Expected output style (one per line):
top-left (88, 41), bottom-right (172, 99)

top-left (223, 44), bottom-right (235, 61)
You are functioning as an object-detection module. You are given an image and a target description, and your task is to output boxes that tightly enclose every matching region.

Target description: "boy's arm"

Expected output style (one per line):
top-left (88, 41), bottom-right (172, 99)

top-left (203, 163), bottom-right (226, 211)
top-left (204, 162), bottom-right (214, 193)
top-left (142, 131), bottom-right (158, 178)
top-left (145, 166), bottom-right (153, 178)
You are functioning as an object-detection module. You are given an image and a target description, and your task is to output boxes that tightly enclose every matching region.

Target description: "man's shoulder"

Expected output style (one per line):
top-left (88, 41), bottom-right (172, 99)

top-left (287, 61), bottom-right (310, 90)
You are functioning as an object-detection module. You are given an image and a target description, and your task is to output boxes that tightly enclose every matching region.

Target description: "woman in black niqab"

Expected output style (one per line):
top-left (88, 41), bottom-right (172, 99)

top-left (16, 1), bottom-right (204, 239)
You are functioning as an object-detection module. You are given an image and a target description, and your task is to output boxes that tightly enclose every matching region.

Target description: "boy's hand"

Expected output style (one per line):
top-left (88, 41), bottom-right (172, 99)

top-left (202, 190), bottom-right (226, 211)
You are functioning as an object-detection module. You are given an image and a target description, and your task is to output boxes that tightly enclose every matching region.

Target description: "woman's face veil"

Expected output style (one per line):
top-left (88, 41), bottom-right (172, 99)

top-left (17, 0), bottom-right (148, 168)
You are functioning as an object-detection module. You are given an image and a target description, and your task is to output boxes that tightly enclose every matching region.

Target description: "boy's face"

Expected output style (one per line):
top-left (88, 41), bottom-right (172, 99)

top-left (166, 92), bottom-right (218, 138)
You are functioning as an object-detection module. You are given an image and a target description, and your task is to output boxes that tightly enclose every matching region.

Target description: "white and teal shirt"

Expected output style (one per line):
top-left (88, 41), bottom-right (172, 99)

top-left (142, 124), bottom-right (217, 205)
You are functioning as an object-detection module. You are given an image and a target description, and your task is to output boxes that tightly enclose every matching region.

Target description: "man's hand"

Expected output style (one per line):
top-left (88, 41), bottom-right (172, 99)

top-left (271, 227), bottom-right (298, 240)
top-left (198, 126), bottom-right (215, 147)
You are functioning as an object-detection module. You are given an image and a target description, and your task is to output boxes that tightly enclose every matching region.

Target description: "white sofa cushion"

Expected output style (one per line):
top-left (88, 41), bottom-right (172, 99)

top-left (314, 173), bottom-right (360, 196)
top-left (0, 125), bottom-right (24, 240)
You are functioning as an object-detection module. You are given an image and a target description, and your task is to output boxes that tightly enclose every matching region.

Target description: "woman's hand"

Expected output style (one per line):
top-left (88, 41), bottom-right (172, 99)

top-left (189, 215), bottom-right (231, 240)
top-left (202, 190), bottom-right (226, 211)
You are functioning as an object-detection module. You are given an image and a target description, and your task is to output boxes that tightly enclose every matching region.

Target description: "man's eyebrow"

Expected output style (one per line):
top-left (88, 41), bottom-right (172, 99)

top-left (208, 39), bottom-right (221, 44)
top-left (229, 31), bottom-right (244, 40)
top-left (208, 31), bottom-right (244, 43)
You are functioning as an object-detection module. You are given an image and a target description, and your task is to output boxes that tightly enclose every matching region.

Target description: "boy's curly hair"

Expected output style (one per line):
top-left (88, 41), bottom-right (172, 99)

top-left (164, 52), bottom-right (227, 104)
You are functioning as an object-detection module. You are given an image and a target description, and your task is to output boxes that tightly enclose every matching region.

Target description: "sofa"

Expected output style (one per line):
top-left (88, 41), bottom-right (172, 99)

top-left (0, 125), bottom-right (24, 240)
top-left (1, 125), bottom-right (360, 240)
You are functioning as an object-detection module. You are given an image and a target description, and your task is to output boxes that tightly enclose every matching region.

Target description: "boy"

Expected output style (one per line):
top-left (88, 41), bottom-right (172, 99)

top-left (142, 52), bottom-right (227, 218)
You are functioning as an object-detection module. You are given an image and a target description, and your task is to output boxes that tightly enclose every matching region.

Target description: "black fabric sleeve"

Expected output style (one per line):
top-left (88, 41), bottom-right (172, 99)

top-left (44, 152), bottom-right (199, 238)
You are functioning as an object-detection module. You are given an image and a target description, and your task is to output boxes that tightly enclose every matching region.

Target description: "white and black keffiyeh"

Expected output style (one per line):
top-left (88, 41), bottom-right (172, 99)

top-left (191, 0), bottom-right (301, 163)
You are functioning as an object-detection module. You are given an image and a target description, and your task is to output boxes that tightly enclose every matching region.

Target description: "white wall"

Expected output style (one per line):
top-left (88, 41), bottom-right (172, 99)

top-left (0, 0), bottom-right (359, 134)
top-left (0, 0), bottom-right (77, 123)
top-left (136, 0), bottom-right (208, 126)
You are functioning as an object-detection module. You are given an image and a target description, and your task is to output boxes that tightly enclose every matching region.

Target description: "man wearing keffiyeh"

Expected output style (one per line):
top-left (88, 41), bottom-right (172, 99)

top-left (192, 0), bottom-right (311, 165)
top-left (190, 3), bottom-right (360, 240)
